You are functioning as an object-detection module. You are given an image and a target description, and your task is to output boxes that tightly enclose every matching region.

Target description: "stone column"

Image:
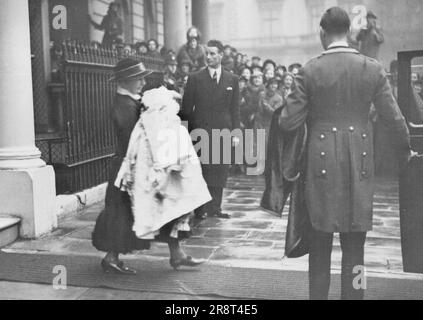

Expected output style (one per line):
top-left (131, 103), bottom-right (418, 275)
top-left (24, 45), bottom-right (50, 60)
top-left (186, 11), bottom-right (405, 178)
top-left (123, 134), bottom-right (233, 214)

top-left (0, 0), bottom-right (57, 238)
top-left (192, 0), bottom-right (210, 43)
top-left (164, 0), bottom-right (187, 51)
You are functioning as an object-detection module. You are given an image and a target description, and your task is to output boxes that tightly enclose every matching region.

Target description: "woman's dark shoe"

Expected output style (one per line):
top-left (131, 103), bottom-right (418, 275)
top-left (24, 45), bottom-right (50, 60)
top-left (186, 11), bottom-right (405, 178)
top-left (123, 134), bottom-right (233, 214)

top-left (101, 259), bottom-right (137, 275)
top-left (169, 256), bottom-right (206, 271)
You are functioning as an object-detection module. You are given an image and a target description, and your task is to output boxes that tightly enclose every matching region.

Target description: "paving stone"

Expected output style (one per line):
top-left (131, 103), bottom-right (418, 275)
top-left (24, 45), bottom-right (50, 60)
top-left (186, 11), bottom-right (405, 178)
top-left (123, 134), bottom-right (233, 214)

top-left (204, 229), bottom-right (249, 239)
top-left (369, 227), bottom-right (401, 239)
top-left (225, 239), bottom-right (274, 247)
top-left (200, 219), bottom-right (273, 230)
top-left (225, 198), bottom-right (259, 205)
top-left (382, 219), bottom-right (401, 228)
top-left (191, 227), bottom-right (208, 237)
top-left (66, 226), bottom-right (94, 240)
top-left (229, 211), bottom-right (280, 220)
top-left (210, 245), bottom-right (282, 261)
top-left (77, 209), bottom-right (102, 222)
top-left (183, 237), bottom-right (227, 247)
top-left (49, 227), bottom-right (78, 238)
top-left (247, 231), bottom-right (285, 241)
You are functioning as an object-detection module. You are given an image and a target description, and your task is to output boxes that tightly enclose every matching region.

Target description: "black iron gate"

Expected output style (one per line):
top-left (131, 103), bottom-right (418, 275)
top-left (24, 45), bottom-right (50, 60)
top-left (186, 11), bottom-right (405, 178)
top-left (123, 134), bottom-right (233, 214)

top-left (37, 41), bottom-right (164, 193)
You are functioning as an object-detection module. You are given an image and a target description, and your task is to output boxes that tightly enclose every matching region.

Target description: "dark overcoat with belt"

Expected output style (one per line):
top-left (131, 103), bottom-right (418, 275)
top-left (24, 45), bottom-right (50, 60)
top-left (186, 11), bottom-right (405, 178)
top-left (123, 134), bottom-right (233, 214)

top-left (181, 68), bottom-right (240, 187)
top-left (279, 46), bottom-right (410, 233)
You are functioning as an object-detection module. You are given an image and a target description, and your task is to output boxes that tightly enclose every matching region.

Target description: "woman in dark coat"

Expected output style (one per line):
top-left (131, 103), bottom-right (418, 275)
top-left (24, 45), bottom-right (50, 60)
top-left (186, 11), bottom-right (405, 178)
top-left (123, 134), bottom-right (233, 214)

top-left (92, 58), bottom-right (204, 274)
top-left (258, 78), bottom-right (284, 147)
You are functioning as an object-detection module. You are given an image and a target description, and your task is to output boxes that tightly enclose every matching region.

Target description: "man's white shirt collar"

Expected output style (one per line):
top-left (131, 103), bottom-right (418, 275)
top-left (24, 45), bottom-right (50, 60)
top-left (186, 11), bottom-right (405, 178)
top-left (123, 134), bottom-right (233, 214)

top-left (208, 65), bottom-right (222, 83)
top-left (117, 87), bottom-right (141, 101)
top-left (328, 40), bottom-right (349, 49)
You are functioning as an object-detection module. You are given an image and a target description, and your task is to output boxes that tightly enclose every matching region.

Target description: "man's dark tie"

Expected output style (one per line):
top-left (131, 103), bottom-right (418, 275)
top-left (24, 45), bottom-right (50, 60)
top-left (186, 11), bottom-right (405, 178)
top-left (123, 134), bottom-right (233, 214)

top-left (213, 71), bottom-right (218, 85)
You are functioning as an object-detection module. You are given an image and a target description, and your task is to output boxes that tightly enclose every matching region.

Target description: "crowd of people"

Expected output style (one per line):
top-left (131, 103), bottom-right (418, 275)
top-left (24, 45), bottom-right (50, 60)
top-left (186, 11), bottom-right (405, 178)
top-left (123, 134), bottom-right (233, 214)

top-left (159, 27), bottom-right (302, 175)
top-left (88, 19), bottom-right (303, 174)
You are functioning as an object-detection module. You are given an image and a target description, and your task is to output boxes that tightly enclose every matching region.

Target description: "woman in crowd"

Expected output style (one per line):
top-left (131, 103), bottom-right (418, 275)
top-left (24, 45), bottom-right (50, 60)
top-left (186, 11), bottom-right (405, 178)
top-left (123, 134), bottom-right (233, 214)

top-left (245, 72), bottom-right (265, 124)
top-left (147, 39), bottom-right (162, 59)
top-left (241, 66), bottom-right (252, 84)
top-left (177, 27), bottom-right (207, 73)
top-left (135, 41), bottom-right (148, 55)
top-left (263, 59), bottom-right (276, 72)
top-left (275, 65), bottom-right (287, 78)
top-left (234, 53), bottom-right (244, 75)
top-left (244, 72), bottom-right (265, 167)
top-left (258, 78), bottom-right (284, 147)
top-left (92, 58), bottom-right (206, 274)
top-left (263, 68), bottom-right (275, 85)
top-left (278, 72), bottom-right (295, 101)
top-left (222, 45), bottom-right (235, 72)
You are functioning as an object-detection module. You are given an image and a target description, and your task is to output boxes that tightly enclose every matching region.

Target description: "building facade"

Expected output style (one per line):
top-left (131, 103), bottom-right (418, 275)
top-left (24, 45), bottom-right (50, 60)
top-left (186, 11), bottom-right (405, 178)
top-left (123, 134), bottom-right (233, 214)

top-left (210, 0), bottom-right (423, 68)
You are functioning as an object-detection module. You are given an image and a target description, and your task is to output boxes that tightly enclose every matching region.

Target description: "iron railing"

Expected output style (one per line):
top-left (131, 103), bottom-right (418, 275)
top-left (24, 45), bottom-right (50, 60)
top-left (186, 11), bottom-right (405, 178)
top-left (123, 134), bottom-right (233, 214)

top-left (38, 40), bottom-right (164, 193)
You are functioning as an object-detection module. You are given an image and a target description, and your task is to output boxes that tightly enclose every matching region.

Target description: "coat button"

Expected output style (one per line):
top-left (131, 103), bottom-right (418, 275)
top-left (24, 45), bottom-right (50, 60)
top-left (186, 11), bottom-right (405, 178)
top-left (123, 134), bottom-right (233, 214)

top-left (321, 151), bottom-right (326, 157)
top-left (363, 152), bottom-right (367, 157)
top-left (332, 127), bottom-right (337, 133)
top-left (321, 169), bottom-right (327, 176)
top-left (362, 133), bottom-right (367, 139)
top-left (320, 134), bottom-right (326, 140)
top-left (362, 170), bottom-right (367, 176)
top-left (349, 126), bottom-right (355, 132)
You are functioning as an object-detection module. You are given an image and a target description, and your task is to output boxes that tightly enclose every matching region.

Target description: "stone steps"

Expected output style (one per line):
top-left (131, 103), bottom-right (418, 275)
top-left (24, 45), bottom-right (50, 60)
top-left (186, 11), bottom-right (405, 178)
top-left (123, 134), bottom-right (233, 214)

top-left (0, 217), bottom-right (20, 248)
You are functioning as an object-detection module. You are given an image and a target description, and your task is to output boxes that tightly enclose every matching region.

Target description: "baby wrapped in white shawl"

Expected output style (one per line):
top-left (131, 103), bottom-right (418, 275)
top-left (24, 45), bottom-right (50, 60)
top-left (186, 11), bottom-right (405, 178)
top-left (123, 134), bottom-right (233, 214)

top-left (115, 86), bottom-right (211, 239)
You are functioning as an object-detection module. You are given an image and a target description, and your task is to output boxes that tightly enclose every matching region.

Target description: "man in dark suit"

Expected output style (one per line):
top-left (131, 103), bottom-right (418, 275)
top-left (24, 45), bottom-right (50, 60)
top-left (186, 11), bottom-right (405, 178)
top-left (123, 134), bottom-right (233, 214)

top-left (279, 7), bottom-right (411, 300)
top-left (182, 40), bottom-right (240, 219)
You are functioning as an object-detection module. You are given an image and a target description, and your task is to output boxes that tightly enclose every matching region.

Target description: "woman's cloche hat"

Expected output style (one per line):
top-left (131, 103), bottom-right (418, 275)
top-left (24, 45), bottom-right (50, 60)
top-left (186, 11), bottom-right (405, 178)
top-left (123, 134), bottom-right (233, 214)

top-left (109, 58), bottom-right (153, 81)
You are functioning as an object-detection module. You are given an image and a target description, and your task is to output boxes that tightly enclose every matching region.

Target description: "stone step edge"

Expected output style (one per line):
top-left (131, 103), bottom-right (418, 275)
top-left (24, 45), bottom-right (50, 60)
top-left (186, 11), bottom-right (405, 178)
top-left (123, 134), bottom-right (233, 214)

top-left (0, 216), bottom-right (21, 232)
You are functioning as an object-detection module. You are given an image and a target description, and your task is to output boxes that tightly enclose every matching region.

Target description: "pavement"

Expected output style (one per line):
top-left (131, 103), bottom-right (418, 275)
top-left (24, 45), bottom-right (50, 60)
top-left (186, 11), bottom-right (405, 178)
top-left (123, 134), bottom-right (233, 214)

top-left (1, 174), bottom-right (423, 300)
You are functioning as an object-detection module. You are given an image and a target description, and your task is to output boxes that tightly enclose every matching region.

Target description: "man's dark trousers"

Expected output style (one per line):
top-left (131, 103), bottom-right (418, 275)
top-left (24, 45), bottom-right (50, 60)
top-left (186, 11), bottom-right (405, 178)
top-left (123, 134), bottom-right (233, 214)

top-left (195, 186), bottom-right (223, 216)
top-left (309, 228), bottom-right (367, 300)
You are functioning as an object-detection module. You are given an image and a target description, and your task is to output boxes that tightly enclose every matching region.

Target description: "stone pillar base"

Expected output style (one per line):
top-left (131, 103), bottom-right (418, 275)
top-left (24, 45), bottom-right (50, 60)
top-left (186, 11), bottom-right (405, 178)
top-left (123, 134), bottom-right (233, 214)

top-left (0, 166), bottom-right (57, 238)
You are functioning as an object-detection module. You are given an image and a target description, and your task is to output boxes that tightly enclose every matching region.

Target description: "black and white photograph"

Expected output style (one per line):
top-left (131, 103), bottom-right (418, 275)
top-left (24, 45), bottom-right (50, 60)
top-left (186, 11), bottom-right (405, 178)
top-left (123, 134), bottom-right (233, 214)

top-left (1, 0), bottom-right (423, 305)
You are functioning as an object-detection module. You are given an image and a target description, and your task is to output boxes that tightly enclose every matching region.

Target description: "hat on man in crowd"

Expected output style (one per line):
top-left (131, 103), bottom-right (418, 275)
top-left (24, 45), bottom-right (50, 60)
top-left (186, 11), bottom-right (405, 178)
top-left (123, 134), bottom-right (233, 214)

top-left (109, 57), bottom-right (153, 81)
top-left (288, 63), bottom-right (302, 75)
top-left (266, 77), bottom-right (279, 88)
top-left (180, 59), bottom-right (193, 68)
top-left (135, 41), bottom-right (148, 50)
top-left (367, 10), bottom-right (377, 19)
top-left (276, 65), bottom-right (287, 73)
top-left (238, 76), bottom-right (248, 84)
top-left (165, 54), bottom-right (178, 66)
top-left (263, 59), bottom-right (277, 70)
top-left (251, 70), bottom-right (263, 79)
top-left (252, 65), bottom-right (263, 72)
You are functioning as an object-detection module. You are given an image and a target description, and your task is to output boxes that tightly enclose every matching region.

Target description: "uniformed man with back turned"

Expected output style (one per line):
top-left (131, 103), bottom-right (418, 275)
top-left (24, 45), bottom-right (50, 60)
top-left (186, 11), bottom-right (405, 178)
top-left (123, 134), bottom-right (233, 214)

top-left (279, 7), bottom-right (411, 300)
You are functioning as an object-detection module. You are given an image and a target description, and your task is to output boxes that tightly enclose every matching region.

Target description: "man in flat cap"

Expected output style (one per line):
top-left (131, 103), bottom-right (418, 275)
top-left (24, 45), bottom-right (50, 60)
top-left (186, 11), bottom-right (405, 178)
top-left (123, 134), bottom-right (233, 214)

top-left (356, 10), bottom-right (385, 60)
top-left (279, 7), bottom-right (411, 300)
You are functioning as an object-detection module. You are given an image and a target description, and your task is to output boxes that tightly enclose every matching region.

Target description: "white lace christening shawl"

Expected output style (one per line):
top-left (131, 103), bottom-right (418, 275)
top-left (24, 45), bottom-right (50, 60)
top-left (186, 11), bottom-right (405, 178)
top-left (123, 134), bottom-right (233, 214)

top-left (114, 87), bottom-right (211, 239)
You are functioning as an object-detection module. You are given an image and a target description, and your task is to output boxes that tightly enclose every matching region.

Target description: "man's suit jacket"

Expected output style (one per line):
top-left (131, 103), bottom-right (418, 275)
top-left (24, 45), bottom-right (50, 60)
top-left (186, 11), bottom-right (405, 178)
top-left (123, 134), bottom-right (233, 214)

top-left (181, 67), bottom-right (240, 187)
top-left (279, 46), bottom-right (410, 233)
